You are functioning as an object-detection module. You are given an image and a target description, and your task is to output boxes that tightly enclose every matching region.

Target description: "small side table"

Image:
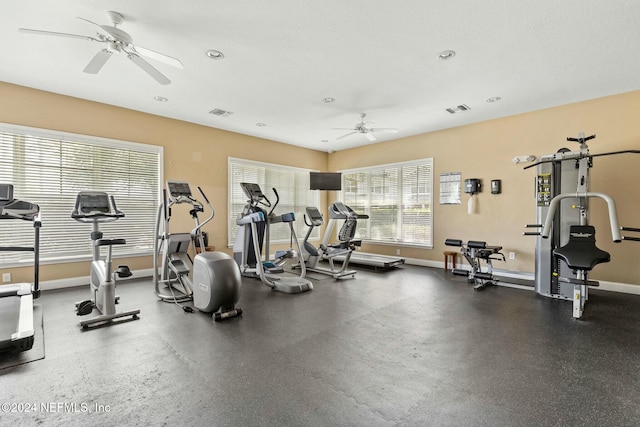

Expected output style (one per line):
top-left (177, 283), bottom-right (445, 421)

top-left (443, 251), bottom-right (457, 272)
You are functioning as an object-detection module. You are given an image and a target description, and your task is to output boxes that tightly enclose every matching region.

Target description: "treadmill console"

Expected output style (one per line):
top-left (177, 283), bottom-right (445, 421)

top-left (0, 184), bottom-right (14, 204)
top-left (0, 183), bottom-right (40, 219)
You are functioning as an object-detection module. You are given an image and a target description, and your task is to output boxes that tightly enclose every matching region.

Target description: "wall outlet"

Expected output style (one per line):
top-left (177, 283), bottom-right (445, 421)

top-left (2, 273), bottom-right (11, 283)
top-left (396, 249), bottom-right (401, 255)
top-left (509, 252), bottom-right (516, 260)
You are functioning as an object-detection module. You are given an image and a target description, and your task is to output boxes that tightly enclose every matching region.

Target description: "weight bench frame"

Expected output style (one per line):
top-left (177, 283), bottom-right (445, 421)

top-left (445, 239), bottom-right (506, 290)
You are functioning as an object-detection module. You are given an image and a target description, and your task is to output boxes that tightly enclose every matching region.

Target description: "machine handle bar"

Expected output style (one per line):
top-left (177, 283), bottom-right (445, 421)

top-left (71, 195), bottom-right (125, 223)
top-left (541, 192), bottom-right (621, 242)
top-left (567, 134), bottom-right (595, 143)
top-left (197, 186), bottom-right (210, 204)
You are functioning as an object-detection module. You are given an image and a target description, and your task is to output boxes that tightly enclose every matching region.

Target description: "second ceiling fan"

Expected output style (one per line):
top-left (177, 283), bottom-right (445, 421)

top-left (334, 113), bottom-right (398, 142)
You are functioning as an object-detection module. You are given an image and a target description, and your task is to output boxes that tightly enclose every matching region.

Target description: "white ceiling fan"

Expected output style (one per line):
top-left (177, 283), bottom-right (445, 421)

top-left (334, 113), bottom-right (399, 142)
top-left (18, 11), bottom-right (183, 85)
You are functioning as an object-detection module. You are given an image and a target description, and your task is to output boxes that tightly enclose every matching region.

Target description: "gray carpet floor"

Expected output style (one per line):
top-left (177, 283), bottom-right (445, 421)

top-left (1, 264), bottom-right (639, 426)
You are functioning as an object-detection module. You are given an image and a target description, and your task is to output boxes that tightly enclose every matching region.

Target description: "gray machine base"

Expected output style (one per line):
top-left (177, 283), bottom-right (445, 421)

top-left (272, 277), bottom-right (314, 294)
top-left (79, 308), bottom-right (140, 330)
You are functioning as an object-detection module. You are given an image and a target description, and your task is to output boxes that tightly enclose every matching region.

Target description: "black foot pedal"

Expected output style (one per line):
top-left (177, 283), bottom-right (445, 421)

top-left (76, 300), bottom-right (94, 316)
top-left (116, 265), bottom-right (132, 278)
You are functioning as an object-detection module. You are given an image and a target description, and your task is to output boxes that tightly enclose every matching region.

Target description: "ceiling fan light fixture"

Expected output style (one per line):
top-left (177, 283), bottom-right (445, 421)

top-left (438, 50), bottom-right (456, 60)
top-left (322, 97), bottom-right (335, 104)
top-left (206, 49), bottom-right (224, 60)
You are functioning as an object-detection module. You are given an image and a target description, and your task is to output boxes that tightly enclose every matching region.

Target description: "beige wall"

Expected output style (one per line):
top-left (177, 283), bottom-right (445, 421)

top-left (1, 81), bottom-right (639, 287)
top-left (329, 90), bottom-right (640, 286)
top-left (0, 82), bottom-right (327, 284)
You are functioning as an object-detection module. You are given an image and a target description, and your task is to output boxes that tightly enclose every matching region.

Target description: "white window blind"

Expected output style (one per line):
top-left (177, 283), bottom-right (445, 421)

top-left (228, 158), bottom-right (320, 247)
top-left (0, 124), bottom-right (161, 266)
top-left (341, 158), bottom-right (433, 247)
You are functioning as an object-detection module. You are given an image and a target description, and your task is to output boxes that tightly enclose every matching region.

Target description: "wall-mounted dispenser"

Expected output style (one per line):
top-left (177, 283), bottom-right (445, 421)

top-left (464, 178), bottom-right (481, 194)
top-left (491, 179), bottom-right (501, 194)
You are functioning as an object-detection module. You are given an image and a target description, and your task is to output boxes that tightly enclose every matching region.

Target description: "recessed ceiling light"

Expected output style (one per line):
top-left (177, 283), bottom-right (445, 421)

top-left (486, 96), bottom-right (502, 103)
top-left (437, 50), bottom-right (456, 60)
top-left (206, 49), bottom-right (224, 60)
top-left (322, 97), bottom-right (335, 104)
top-left (154, 96), bottom-right (168, 102)
top-left (256, 123), bottom-right (266, 127)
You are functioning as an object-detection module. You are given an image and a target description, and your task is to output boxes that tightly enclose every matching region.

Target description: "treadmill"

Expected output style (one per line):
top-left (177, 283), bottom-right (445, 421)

top-left (322, 202), bottom-right (405, 272)
top-left (0, 184), bottom-right (41, 354)
top-left (335, 251), bottom-right (405, 271)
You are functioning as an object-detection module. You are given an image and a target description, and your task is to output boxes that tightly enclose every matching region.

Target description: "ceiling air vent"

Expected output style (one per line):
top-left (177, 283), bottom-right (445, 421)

top-left (209, 108), bottom-right (233, 117)
top-left (446, 104), bottom-right (471, 114)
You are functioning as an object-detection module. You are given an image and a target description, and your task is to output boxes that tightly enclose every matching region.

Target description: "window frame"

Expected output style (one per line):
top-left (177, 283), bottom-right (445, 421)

top-left (0, 123), bottom-right (163, 267)
top-left (227, 157), bottom-right (320, 247)
top-left (339, 158), bottom-right (434, 249)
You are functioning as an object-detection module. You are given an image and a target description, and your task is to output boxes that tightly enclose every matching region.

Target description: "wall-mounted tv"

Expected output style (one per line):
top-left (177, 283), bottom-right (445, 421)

top-left (310, 172), bottom-right (342, 191)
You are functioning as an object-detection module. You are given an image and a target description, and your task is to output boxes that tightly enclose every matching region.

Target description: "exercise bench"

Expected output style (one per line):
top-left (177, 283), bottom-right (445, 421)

top-left (445, 239), bottom-right (505, 290)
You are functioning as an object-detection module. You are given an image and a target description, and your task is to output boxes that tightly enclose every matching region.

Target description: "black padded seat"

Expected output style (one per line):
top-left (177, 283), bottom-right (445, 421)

top-left (554, 225), bottom-right (610, 271)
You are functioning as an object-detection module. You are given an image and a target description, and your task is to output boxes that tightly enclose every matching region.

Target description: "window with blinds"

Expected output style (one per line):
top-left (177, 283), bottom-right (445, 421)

top-left (341, 158), bottom-right (433, 248)
top-left (228, 158), bottom-right (320, 247)
top-left (0, 124), bottom-right (161, 266)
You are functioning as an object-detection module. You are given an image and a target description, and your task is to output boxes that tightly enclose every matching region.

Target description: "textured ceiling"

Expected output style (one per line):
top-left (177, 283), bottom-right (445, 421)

top-left (2, 1), bottom-right (640, 152)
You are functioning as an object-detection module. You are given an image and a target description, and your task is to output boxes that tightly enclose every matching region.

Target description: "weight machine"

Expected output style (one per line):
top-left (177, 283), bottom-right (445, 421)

top-left (520, 133), bottom-right (640, 318)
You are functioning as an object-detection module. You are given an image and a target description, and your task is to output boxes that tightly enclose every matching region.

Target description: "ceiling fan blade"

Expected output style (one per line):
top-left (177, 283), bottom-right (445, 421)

top-left (18, 28), bottom-right (101, 42)
top-left (365, 133), bottom-right (377, 142)
top-left (77, 17), bottom-right (104, 30)
top-left (369, 128), bottom-right (399, 133)
top-left (133, 45), bottom-right (184, 69)
top-left (336, 132), bottom-right (357, 140)
top-left (83, 49), bottom-right (113, 74)
top-left (128, 53), bottom-right (170, 85)
top-left (332, 127), bottom-right (356, 131)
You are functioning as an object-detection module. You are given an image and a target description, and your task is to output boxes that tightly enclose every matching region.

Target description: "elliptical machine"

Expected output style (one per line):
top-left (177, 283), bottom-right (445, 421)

top-left (72, 191), bottom-right (140, 329)
top-left (153, 181), bottom-right (242, 320)
top-left (298, 203), bottom-right (362, 279)
top-left (233, 182), bottom-right (313, 294)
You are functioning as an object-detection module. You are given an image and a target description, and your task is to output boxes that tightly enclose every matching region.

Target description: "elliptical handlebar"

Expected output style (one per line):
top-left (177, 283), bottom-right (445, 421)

top-left (269, 187), bottom-right (280, 216)
top-left (190, 186), bottom-right (215, 237)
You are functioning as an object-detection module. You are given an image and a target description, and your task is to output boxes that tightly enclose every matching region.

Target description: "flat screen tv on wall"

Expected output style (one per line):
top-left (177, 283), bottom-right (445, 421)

top-left (310, 172), bottom-right (342, 191)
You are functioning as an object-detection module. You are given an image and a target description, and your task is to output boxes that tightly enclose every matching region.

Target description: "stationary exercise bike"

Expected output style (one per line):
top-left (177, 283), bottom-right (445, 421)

top-left (72, 191), bottom-right (140, 329)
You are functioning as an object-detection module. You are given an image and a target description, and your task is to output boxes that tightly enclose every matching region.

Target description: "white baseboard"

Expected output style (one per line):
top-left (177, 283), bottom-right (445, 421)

top-left (39, 261), bottom-right (640, 296)
top-left (39, 268), bottom-right (155, 292)
top-left (403, 257), bottom-right (640, 295)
